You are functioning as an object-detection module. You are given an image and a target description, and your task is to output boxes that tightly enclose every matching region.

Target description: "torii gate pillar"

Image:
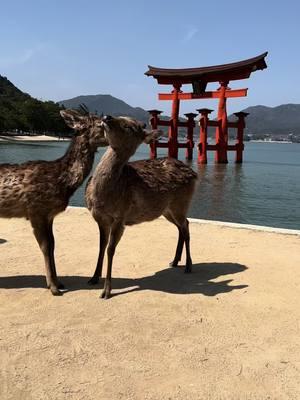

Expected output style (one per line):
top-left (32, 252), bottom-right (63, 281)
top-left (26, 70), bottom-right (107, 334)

top-left (145, 52), bottom-right (268, 163)
top-left (215, 81), bottom-right (229, 163)
top-left (169, 83), bottom-right (181, 159)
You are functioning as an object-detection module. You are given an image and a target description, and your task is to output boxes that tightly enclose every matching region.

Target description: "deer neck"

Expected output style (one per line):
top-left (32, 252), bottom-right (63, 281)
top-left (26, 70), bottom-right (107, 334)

top-left (60, 134), bottom-right (96, 192)
top-left (94, 146), bottom-right (129, 190)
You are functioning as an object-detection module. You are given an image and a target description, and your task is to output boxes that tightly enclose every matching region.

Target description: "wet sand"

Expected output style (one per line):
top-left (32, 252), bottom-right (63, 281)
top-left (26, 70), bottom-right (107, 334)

top-left (0, 207), bottom-right (299, 399)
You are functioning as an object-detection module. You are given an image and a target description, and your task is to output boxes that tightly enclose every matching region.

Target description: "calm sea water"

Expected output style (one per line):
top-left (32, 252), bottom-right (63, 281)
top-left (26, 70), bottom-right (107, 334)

top-left (0, 140), bottom-right (299, 230)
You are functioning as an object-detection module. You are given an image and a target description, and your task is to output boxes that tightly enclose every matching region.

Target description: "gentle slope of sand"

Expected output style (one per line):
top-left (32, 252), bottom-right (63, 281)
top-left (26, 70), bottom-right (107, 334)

top-left (0, 207), bottom-right (299, 399)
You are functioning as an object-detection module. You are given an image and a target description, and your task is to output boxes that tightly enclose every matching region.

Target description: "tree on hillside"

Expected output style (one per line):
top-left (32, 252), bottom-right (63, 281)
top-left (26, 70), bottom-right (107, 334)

top-left (0, 75), bottom-right (71, 135)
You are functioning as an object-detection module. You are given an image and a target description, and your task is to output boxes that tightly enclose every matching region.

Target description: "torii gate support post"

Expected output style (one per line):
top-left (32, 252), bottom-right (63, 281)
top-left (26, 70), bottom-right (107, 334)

top-left (197, 108), bottom-right (213, 164)
top-left (169, 83), bottom-right (182, 159)
top-left (148, 109), bottom-right (162, 159)
top-left (215, 81), bottom-right (229, 163)
top-left (184, 112), bottom-right (197, 160)
top-left (234, 111), bottom-right (249, 163)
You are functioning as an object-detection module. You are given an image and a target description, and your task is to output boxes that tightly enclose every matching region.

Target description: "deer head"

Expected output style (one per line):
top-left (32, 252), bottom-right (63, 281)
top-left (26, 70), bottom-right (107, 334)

top-left (60, 109), bottom-right (108, 148)
top-left (101, 115), bottom-right (162, 156)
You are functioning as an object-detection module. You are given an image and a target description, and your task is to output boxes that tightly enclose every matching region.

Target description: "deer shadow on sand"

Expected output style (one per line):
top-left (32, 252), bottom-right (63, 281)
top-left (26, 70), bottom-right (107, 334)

top-left (0, 262), bottom-right (247, 297)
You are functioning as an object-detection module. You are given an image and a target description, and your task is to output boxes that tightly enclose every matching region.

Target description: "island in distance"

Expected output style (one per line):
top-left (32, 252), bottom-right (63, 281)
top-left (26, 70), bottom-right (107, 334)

top-left (60, 94), bottom-right (300, 142)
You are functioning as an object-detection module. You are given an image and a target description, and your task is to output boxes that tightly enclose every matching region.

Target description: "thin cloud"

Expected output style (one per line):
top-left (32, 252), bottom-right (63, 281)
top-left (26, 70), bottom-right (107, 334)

top-left (182, 27), bottom-right (198, 42)
top-left (0, 44), bottom-right (45, 68)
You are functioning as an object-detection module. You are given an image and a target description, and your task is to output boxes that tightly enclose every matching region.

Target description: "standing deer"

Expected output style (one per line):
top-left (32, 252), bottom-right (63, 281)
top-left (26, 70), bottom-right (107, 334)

top-left (0, 109), bottom-right (107, 295)
top-left (86, 115), bottom-right (197, 299)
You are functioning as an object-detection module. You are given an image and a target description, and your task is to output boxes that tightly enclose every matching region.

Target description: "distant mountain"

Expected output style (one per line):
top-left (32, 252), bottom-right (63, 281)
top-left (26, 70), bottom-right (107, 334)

top-left (61, 95), bottom-right (300, 139)
top-left (59, 94), bottom-right (149, 123)
top-left (230, 104), bottom-right (300, 136)
top-left (59, 94), bottom-right (189, 138)
top-left (2, 74), bottom-right (300, 139)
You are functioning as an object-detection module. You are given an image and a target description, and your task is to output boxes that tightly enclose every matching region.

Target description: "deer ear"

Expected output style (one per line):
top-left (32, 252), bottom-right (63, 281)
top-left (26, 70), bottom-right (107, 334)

top-left (60, 110), bottom-right (87, 130)
top-left (143, 129), bottom-right (164, 144)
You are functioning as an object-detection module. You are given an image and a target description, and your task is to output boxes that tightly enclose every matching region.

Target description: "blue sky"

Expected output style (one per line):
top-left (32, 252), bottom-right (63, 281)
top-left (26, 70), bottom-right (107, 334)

top-left (1, 0), bottom-right (300, 116)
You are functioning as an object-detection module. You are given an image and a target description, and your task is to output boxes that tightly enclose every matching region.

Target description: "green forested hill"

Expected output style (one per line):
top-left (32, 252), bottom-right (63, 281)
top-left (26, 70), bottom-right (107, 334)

top-left (0, 75), bottom-right (69, 134)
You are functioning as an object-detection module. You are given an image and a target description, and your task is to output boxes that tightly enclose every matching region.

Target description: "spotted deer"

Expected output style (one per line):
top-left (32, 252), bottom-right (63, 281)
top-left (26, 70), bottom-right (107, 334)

top-left (0, 110), bottom-right (107, 295)
top-left (86, 115), bottom-right (197, 299)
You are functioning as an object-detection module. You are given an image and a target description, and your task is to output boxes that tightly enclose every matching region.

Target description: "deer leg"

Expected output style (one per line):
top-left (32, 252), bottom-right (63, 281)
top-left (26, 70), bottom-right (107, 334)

top-left (170, 227), bottom-right (184, 267)
top-left (47, 219), bottom-right (64, 290)
top-left (180, 219), bottom-right (192, 273)
top-left (88, 223), bottom-right (109, 285)
top-left (101, 222), bottom-right (124, 300)
top-left (163, 212), bottom-right (184, 267)
top-left (31, 217), bottom-right (62, 296)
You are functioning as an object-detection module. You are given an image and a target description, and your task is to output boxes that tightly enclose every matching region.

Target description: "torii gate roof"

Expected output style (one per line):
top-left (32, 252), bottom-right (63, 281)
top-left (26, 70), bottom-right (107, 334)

top-left (145, 52), bottom-right (268, 85)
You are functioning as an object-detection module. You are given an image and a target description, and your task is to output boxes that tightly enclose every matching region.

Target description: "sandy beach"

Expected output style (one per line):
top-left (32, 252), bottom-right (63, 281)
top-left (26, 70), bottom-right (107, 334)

top-left (0, 207), bottom-right (299, 399)
top-left (0, 135), bottom-right (69, 143)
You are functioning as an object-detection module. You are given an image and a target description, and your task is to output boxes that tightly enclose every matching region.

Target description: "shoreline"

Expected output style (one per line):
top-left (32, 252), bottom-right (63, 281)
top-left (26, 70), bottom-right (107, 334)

top-left (0, 135), bottom-right (299, 145)
top-left (0, 135), bottom-right (70, 143)
top-left (249, 139), bottom-right (294, 143)
top-left (67, 206), bottom-right (300, 235)
top-left (188, 216), bottom-right (300, 236)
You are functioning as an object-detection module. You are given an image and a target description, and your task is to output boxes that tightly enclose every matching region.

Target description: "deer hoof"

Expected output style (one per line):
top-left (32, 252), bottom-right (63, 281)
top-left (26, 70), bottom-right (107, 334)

top-left (169, 260), bottom-right (179, 267)
top-left (184, 265), bottom-right (192, 273)
top-left (100, 291), bottom-right (111, 300)
top-left (50, 286), bottom-right (63, 296)
top-left (100, 286), bottom-right (111, 299)
top-left (88, 276), bottom-right (100, 285)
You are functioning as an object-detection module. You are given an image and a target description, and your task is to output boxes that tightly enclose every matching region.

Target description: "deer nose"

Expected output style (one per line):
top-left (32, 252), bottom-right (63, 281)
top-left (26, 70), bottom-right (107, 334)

top-left (103, 115), bottom-right (113, 122)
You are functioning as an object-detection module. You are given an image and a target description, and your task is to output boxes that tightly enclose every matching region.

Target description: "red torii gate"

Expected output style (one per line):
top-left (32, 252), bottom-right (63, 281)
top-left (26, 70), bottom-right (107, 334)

top-left (145, 52), bottom-right (268, 163)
